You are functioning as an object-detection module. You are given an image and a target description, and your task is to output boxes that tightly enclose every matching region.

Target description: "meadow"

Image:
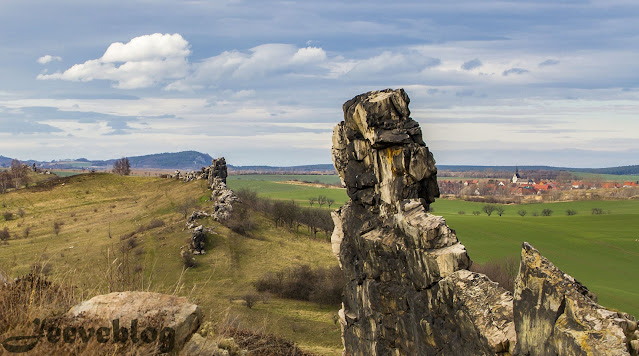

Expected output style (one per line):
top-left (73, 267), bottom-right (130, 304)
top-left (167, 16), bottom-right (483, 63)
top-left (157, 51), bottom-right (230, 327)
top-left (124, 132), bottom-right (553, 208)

top-left (228, 174), bottom-right (639, 317)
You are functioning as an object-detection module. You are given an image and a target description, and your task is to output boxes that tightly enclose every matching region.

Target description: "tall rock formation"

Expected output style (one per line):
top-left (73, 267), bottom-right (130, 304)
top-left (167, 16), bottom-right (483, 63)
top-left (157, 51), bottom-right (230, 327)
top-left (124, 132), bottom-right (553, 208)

top-left (331, 89), bottom-right (515, 355)
top-left (331, 89), bottom-right (637, 356)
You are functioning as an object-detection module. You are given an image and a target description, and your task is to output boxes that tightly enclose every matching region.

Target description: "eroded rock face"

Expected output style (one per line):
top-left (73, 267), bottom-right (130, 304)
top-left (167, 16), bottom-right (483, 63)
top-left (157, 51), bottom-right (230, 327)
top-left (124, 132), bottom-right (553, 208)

top-left (331, 89), bottom-right (515, 355)
top-left (332, 89), bottom-right (637, 356)
top-left (514, 243), bottom-right (638, 356)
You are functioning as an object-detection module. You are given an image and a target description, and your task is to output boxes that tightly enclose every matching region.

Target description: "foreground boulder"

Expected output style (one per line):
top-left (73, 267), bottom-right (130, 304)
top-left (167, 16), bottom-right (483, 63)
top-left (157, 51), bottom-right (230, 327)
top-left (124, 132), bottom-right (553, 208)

top-left (68, 291), bottom-right (202, 353)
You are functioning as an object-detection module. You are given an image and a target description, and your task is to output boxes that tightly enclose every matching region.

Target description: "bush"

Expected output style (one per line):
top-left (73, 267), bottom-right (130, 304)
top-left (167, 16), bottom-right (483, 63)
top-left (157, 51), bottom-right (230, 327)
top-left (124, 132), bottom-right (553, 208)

top-left (147, 218), bottom-right (165, 229)
top-left (457, 211), bottom-right (466, 215)
top-left (53, 221), bottom-right (63, 236)
top-left (23, 226), bottom-right (31, 239)
top-left (472, 211), bottom-right (481, 216)
top-left (241, 294), bottom-right (260, 309)
top-left (225, 203), bottom-right (255, 235)
top-left (517, 209), bottom-right (527, 217)
top-left (255, 265), bottom-right (343, 306)
top-left (0, 227), bottom-right (10, 241)
top-left (2, 211), bottom-right (13, 221)
top-left (532, 211), bottom-right (539, 216)
top-left (592, 207), bottom-right (604, 215)
top-left (17, 208), bottom-right (24, 218)
top-left (566, 209), bottom-right (578, 216)
top-left (470, 256), bottom-right (519, 292)
top-left (541, 209), bottom-right (553, 216)
top-left (181, 249), bottom-right (196, 268)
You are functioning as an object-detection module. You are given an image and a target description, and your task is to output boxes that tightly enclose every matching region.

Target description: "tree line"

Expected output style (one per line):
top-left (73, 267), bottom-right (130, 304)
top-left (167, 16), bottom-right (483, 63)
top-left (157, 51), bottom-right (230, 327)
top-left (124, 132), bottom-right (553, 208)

top-left (234, 188), bottom-right (334, 239)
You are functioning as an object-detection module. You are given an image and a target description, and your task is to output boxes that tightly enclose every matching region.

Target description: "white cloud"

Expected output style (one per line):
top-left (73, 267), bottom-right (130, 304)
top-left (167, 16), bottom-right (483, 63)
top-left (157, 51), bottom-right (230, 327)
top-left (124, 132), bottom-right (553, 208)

top-left (37, 55), bottom-right (62, 64)
top-left (37, 33), bottom-right (190, 89)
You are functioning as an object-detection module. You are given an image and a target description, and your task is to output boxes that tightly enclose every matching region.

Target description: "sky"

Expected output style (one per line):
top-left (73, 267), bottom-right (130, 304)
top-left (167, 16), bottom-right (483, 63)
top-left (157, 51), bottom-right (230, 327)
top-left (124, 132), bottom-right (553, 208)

top-left (1, 0), bottom-right (638, 167)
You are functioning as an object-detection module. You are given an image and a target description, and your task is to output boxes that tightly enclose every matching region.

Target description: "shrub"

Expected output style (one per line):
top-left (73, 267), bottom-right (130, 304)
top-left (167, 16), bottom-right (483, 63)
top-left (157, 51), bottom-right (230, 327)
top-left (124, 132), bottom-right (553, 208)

top-left (256, 265), bottom-right (343, 306)
top-left (566, 209), bottom-right (578, 216)
top-left (541, 209), bottom-right (553, 216)
top-left (147, 218), bottom-right (165, 229)
top-left (181, 249), bottom-right (196, 268)
top-left (23, 226), bottom-right (31, 238)
top-left (242, 294), bottom-right (260, 309)
top-left (53, 221), bottom-right (63, 236)
top-left (17, 208), bottom-right (24, 218)
top-left (472, 211), bottom-right (481, 216)
top-left (532, 211), bottom-right (539, 216)
top-left (0, 227), bottom-right (10, 241)
top-left (225, 203), bottom-right (255, 235)
top-left (592, 207), bottom-right (604, 215)
top-left (2, 211), bottom-right (13, 221)
top-left (458, 211), bottom-right (466, 215)
top-left (517, 209), bottom-right (527, 217)
top-left (470, 256), bottom-right (519, 292)
top-left (495, 206), bottom-right (505, 216)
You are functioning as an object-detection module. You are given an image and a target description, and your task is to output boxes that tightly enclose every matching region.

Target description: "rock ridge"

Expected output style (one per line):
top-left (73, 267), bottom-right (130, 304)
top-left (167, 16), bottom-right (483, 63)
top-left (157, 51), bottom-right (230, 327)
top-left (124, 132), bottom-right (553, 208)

top-left (331, 89), bottom-right (637, 356)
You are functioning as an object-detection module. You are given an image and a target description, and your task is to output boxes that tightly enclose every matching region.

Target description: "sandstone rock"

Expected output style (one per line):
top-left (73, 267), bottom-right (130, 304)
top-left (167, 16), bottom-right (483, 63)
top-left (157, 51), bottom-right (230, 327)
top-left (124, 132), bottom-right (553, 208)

top-left (67, 291), bottom-right (202, 353)
top-left (331, 89), bottom-right (514, 355)
top-left (514, 242), bottom-right (637, 356)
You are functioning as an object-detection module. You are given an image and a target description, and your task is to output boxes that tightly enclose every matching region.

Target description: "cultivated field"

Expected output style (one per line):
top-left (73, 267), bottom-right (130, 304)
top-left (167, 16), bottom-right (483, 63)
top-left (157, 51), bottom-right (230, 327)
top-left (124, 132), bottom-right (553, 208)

top-left (228, 174), bottom-right (639, 317)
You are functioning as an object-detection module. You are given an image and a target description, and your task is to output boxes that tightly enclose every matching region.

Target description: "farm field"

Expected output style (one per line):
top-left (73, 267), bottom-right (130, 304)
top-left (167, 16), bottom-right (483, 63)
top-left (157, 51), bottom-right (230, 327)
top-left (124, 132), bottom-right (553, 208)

top-left (228, 174), bottom-right (639, 317)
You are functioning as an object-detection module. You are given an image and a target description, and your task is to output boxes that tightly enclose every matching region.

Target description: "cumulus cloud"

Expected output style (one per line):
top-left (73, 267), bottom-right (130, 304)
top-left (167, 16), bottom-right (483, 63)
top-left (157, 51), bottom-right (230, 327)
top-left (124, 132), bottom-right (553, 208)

top-left (539, 59), bottom-right (560, 67)
top-left (37, 55), bottom-right (62, 64)
top-left (37, 33), bottom-right (190, 89)
top-left (166, 44), bottom-right (329, 91)
top-left (461, 58), bottom-right (482, 70)
top-left (503, 67), bottom-right (529, 76)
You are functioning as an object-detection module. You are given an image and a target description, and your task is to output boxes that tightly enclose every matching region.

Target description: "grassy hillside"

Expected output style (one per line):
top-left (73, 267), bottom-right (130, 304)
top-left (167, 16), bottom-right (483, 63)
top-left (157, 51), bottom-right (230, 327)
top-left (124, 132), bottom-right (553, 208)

top-left (0, 174), bottom-right (342, 355)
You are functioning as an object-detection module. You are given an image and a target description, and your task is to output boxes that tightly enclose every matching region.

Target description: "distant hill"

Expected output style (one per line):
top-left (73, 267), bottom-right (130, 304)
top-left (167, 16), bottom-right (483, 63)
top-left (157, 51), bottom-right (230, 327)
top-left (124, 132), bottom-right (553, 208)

top-left (93, 151), bottom-right (213, 170)
top-left (0, 155), bottom-right (13, 167)
top-left (2, 151), bottom-right (637, 175)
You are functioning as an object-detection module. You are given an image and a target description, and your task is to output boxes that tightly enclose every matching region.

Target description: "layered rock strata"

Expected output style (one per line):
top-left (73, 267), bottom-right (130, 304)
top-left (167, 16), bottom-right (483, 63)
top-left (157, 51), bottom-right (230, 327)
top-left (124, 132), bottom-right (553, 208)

top-left (331, 89), bottom-right (637, 356)
top-left (331, 89), bottom-right (515, 355)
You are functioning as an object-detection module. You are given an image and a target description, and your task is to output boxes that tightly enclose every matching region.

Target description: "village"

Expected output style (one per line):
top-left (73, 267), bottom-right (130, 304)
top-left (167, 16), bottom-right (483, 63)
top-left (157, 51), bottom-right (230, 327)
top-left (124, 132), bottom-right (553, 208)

top-left (438, 167), bottom-right (639, 202)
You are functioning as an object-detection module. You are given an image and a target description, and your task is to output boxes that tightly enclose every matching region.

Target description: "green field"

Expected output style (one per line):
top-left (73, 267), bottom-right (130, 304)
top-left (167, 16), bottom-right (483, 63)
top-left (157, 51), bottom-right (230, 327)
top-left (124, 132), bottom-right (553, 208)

top-left (227, 175), bottom-right (348, 208)
top-left (228, 175), bottom-right (639, 317)
top-left (570, 171), bottom-right (639, 182)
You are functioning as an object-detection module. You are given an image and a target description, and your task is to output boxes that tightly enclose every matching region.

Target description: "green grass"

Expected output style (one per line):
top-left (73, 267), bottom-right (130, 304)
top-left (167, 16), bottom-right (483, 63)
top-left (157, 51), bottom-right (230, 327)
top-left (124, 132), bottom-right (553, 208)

top-left (433, 199), bottom-right (639, 316)
top-left (230, 174), bottom-right (341, 185)
top-left (227, 176), bottom-right (348, 208)
top-left (570, 171), bottom-right (639, 182)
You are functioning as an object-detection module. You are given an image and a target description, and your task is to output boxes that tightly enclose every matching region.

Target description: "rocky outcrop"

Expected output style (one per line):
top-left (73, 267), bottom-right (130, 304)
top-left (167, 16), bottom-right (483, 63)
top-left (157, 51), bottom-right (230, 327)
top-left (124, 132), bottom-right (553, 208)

top-left (181, 157), bottom-right (229, 183)
top-left (68, 291), bottom-right (202, 353)
top-left (331, 89), bottom-right (515, 355)
top-left (209, 176), bottom-right (238, 221)
top-left (331, 89), bottom-right (637, 356)
top-left (514, 243), bottom-right (638, 356)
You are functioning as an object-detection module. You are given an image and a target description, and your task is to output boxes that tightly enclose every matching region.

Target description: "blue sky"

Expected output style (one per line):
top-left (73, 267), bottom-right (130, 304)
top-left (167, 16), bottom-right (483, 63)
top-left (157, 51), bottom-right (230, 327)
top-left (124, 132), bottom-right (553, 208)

top-left (1, 0), bottom-right (638, 167)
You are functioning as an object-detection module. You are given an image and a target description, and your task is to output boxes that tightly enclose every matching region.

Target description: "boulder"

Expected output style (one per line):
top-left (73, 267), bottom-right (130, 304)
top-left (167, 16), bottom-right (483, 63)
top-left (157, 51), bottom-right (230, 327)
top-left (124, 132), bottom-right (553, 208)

top-left (67, 291), bottom-right (202, 353)
top-left (514, 242), bottom-right (638, 356)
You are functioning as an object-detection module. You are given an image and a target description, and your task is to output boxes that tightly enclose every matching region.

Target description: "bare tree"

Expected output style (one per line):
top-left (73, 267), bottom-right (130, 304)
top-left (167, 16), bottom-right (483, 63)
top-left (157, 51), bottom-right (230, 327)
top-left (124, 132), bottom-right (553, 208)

top-left (113, 157), bottom-right (131, 175)
top-left (326, 198), bottom-right (335, 209)
top-left (496, 206), bottom-right (505, 216)
top-left (308, 197), bottom-right (316, 207)
top-left (482, 204), bottom-right (497, 216)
